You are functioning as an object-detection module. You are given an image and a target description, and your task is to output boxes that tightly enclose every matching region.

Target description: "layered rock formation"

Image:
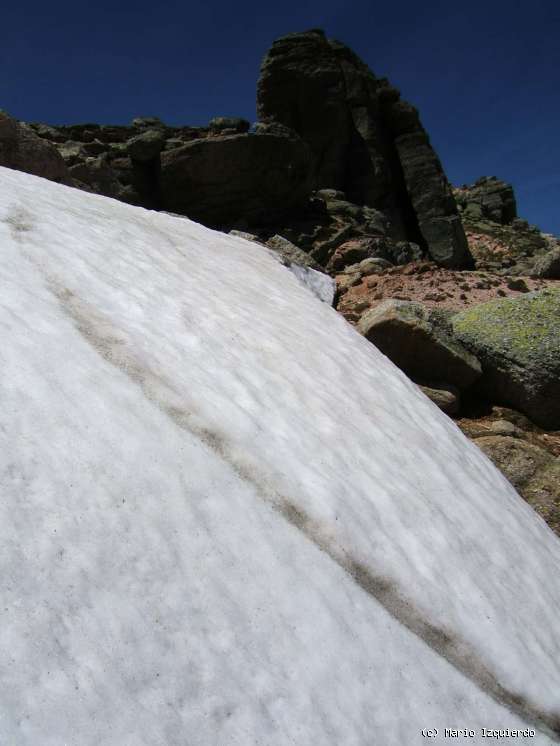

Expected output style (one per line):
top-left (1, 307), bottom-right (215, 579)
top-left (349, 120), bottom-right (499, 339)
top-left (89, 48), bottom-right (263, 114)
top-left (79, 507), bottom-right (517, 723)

top-left (257, 30), bottom-right (472, 268)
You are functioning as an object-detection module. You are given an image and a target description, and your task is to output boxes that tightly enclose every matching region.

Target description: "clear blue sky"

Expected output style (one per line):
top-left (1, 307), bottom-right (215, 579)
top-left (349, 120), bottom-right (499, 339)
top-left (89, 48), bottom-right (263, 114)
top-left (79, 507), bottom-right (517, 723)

top-left (3, 0), bottom-right (559, 234)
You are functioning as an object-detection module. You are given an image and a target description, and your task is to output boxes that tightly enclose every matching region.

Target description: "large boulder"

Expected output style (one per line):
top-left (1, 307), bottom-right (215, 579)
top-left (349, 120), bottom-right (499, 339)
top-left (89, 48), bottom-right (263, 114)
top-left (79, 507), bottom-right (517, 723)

top-left (257, 30), bottom-right (473, 269)
top-left (358, 300), bottom-right (481, 389)
top-left (0, 110), bottom-right (69, 183)
top-left (159, 131), bottom-right (312, 228)
top-left (531, 247), bottom-right (560, 279)
top-left (126, 129), bottom-right (166, 162)
top-left (452, 289), bottom-right (560, 429)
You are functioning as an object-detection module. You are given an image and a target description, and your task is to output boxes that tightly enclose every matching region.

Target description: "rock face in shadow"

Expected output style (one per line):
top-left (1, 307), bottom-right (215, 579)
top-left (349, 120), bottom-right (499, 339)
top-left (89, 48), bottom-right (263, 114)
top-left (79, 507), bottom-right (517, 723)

top-left (257, 30), bottom-right (473, 269)
top-left (358, 299), bottom-right (482, 390)
top-left (0, 110), bottom-right (69, 183)
top-left (159, 130), bottom-right (312, 229)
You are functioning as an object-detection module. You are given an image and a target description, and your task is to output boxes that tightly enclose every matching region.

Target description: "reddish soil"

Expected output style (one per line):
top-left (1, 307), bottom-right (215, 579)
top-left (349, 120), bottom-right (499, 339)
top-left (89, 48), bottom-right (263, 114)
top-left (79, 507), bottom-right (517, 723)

top-left (336, 261), bottom-right (560, 323)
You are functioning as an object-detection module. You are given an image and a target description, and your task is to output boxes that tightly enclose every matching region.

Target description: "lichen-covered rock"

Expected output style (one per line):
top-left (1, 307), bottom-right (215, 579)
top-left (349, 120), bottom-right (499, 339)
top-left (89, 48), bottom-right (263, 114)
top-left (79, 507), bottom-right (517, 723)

top-left (452, 289), bottom-right (560, 429)
top-left (474, 436), bottom-right (560, 536)
top-left (265, 234), bottom-right (321, 270)
top-left (358, 300), bottom-right (481, 389)
top-left (531, 247), bottom-right (560, 279)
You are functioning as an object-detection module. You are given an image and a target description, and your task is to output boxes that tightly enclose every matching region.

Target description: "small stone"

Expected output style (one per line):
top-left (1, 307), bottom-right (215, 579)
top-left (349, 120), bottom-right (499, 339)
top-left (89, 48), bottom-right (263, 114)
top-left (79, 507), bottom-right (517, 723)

top-left (489, 420), bottom-right (520, 437)
top-left (506, 277), bottom-right (530, 292)
top-left (419, 383), bottom-right (460, 415)
top-left (358, 257), bottom-right (392, 275)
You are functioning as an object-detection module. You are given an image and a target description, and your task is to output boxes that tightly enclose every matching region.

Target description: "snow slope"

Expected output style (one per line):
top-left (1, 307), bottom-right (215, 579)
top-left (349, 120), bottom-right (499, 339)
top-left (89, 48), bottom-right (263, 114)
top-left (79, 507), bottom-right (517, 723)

top-left (1, 166), bottom-right (559, 745)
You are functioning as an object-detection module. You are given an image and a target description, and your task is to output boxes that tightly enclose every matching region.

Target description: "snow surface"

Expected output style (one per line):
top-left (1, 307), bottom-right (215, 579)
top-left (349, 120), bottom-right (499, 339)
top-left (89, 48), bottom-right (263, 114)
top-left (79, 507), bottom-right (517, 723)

top-left (227, 227), bottom-right (337, 305)
top-left (284, 261), bottom-right (336, 305)
top-left (1, 166), bottom-right (559, 745)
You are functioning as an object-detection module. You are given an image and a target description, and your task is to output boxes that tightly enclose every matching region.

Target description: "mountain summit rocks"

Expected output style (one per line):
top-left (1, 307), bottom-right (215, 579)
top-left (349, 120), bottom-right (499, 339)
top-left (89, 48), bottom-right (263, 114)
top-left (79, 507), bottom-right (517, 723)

top-left (257, 30), bottom-right (473, 269)
top-left (2, 30), bottom-right (474, 270)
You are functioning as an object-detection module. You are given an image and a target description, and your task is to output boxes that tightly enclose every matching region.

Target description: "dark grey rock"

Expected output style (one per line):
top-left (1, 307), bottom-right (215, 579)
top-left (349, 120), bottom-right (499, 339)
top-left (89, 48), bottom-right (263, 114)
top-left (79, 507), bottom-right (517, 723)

top-left (0, 111), bottom-right (69, 183)
top-left (159, 132), bottom-right (312, 228)
top-left (257, 29), bottom-right (472, 268)
top-left (126, 129), bottom-right (166, 162)
top-left (68, 157), bottom-right (121, 198)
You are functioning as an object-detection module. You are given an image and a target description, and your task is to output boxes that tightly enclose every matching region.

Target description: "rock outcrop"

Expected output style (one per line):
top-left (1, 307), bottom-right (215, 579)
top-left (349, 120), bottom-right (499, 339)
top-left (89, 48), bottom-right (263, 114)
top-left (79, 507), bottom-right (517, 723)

top-left (531, 247), bottom-right (560, 279)
top-left (453, 177), bottom-right (556, 275)
top-left (454, 176), bottom-right (517, 225)
top-left (452, 289), bottom-right (560, 429)
top-left (159, 129), bottom-right (312, 229)
top-left (0, 110), bottom-right (68, 183)
top-left (2, 30), bottom-right (475, 271)
top-left (257, 30), bottom-right (472, 269)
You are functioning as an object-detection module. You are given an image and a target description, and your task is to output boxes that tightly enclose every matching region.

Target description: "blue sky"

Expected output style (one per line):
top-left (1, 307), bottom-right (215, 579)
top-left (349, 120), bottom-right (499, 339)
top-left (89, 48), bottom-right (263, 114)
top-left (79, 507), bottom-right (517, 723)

top-left (3, 0), bottom-right (559, 234)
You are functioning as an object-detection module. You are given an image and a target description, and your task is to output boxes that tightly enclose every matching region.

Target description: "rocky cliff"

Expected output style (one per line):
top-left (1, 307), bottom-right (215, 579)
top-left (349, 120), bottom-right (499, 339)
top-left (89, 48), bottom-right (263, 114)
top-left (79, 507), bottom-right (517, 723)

top-left (257, 30), bottom-right (471, 268)
top-left (1, 30), bottom-right (475, 270)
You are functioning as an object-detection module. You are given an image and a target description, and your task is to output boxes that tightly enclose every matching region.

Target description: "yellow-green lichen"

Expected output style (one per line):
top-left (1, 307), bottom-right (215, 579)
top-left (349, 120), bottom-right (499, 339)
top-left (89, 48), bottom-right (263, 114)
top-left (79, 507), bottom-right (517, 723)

top-left (452, 289), bottom-right (560, 368)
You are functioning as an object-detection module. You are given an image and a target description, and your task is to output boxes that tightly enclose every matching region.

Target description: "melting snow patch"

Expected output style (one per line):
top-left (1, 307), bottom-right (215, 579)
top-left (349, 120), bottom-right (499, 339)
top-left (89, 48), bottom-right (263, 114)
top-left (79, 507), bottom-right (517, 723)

top-left (0, 166), bottom-right (559, 745)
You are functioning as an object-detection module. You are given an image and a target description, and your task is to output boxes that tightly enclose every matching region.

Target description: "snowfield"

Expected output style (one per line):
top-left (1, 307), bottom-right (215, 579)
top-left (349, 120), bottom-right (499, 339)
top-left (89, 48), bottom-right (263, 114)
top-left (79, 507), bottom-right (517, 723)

top-left (1, 166), bottom-right (559, 745)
